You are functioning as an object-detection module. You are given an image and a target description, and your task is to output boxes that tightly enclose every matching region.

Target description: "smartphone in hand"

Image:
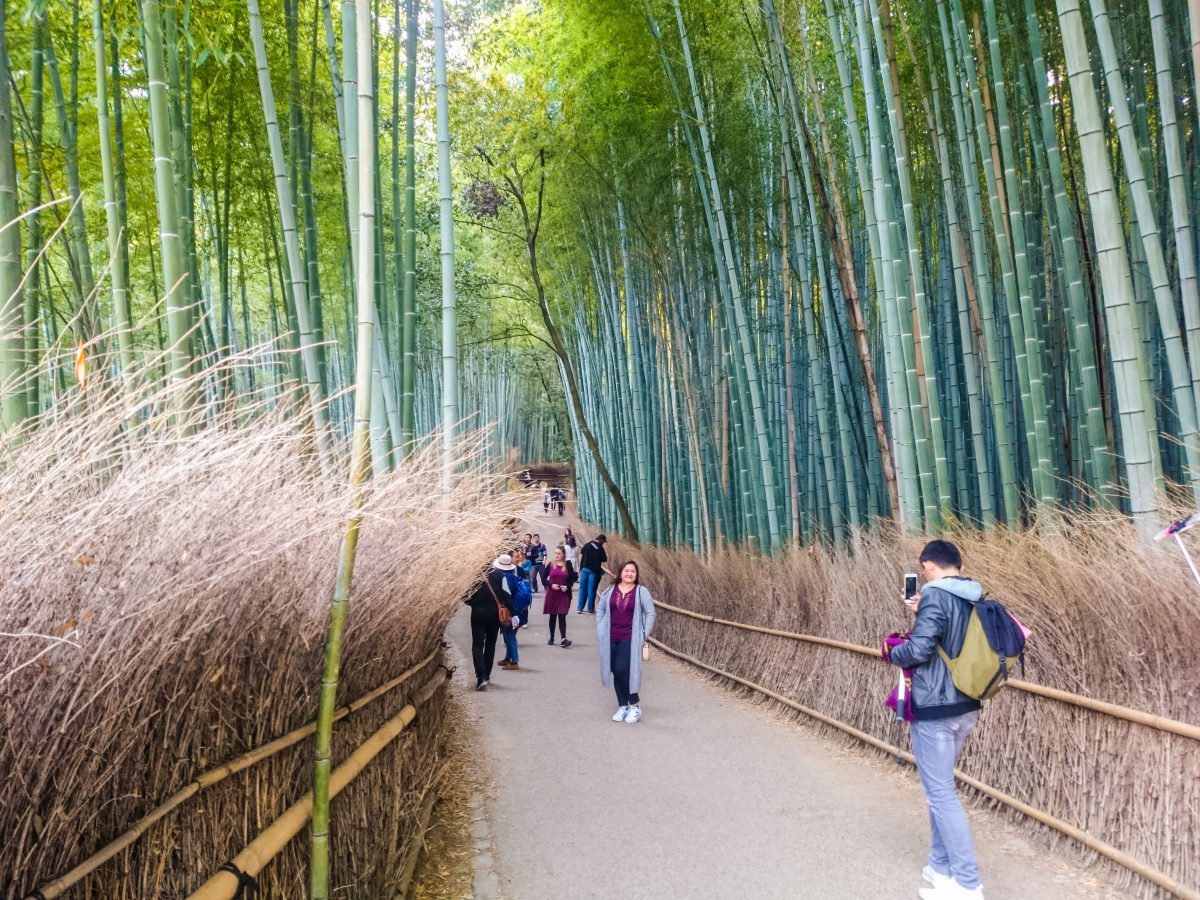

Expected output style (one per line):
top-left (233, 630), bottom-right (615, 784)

top-left (904, 573), bottom-right (919, 600)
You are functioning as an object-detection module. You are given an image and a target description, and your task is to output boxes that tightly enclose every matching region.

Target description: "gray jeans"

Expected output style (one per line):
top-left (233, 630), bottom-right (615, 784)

top-left (910, 710), bottom-right (981, 889)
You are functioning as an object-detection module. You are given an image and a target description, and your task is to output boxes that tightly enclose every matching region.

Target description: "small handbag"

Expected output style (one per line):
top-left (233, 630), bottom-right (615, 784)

top-left (485, 579), bottom-right (512, 627)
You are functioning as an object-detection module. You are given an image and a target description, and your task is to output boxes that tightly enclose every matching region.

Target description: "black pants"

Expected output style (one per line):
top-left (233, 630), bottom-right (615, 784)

top-left (548, 613), bottom-right (567, 640)
top-left (611, 639), bottom-right (639, 706)
top-left (470, 607), bottom-right (500, 682)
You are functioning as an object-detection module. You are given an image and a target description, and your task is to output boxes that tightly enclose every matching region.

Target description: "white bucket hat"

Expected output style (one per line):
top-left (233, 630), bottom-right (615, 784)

top-left (493, 554), bottom-right (516, 572)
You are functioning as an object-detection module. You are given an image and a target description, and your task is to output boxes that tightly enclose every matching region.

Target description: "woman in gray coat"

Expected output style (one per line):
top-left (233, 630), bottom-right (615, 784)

top-left (596, 561), bottom-right (656, 724)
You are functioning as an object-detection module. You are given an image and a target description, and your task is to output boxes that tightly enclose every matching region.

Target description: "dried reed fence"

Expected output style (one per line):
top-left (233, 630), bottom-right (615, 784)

top-left (0, 365), bottom-right (524, 898)
top-left (603, 517), bottom-right (1200, 898)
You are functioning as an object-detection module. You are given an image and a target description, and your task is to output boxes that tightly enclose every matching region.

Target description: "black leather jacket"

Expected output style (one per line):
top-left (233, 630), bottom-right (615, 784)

top-left (888, 576), bottom-right (984, 721)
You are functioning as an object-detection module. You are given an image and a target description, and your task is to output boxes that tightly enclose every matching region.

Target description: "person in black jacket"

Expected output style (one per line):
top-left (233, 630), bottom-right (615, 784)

top-left (464, 555), bottom-right (516, 691)
top-left (884, 540), bottom-right (986, 900)
top-left (576, 534), bottom-right (612, 614)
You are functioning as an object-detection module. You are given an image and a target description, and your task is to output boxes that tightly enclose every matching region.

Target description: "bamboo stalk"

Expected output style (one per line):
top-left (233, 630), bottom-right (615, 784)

top-left (648, 636), bottom-right (1199, 900)
top-left (652, 600), bottom-right (1200, 741)
top-left (189, 667), bottom-right (449, 900)
top-left (33, 651), bottom-right (442, 899)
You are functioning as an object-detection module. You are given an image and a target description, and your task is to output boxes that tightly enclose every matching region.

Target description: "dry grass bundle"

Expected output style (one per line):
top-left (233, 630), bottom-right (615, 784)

top-left (0, 366), bottom-right (524, 897)
top-left (605, 517), bottom-right (1200, 897)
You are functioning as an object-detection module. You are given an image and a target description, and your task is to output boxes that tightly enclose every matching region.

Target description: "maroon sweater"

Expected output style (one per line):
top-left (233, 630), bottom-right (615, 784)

top-left (610, 586), bottom-right (637, 641)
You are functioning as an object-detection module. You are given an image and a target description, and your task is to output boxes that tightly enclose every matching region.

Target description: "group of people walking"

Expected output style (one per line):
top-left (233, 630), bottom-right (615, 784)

top-left (464, 523), bottom-right (656, 725)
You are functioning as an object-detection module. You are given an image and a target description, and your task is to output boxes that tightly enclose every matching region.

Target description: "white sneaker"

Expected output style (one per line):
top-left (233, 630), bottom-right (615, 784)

top-left (918, 880), bottom-right (984, 900)
top-left (624, 705), bottom-right (642, 724)
top-left (922, 867), bottom-right (952, 889)
top-left (612, 706), bottom-right (630, 722)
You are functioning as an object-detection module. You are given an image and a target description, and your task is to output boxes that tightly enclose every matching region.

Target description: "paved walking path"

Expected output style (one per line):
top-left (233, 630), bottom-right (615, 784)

top-left (445, 503), bottom-right (1122, 900)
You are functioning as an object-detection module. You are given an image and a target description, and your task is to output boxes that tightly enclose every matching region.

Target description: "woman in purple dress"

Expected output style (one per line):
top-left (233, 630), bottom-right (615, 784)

top-left (543, 545), bottom-right (575, 647)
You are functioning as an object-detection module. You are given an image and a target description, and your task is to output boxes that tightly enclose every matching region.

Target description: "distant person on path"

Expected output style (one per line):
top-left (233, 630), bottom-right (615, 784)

top-left (883, 540), bottom-right (986, 900)
top-left (529, 533), bottom-right (548, 593)
top-left (465, 556), bottom-right (515, 691)
top-left (596, 561), bottom-right (656, 724)
top-left (577, 534), bottom-right (611, 615)
top-left (554, 486), bottom-right (566, 516)
top-left (543, 545), bottom-right (576, 647)
top-left (563, 527), bottom-right (578, 566)
top-left (543, 489), bottom-right (551, 513)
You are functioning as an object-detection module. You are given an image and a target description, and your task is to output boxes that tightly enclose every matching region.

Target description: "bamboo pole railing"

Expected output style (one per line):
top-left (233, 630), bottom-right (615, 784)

top-left (648, 636), bottom-right (1199, 900)
top-left (654, 600), bottom-right (1200, 741)
top-left (187, 666), bottom-right (450, 900)
top-left (31, 649), bottom-right (442, 899)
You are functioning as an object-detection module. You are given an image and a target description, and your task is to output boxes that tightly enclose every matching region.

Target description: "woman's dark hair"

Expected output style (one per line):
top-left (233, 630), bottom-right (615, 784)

top-left (919, 539), bottom-right (962, 570)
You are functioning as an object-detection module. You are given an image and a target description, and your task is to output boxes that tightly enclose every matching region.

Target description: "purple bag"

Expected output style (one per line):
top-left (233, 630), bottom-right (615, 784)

top-left (883, 632), bottom-right (915, 722)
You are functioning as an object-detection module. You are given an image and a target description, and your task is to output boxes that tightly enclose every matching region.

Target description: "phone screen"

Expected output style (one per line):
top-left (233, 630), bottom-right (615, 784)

top-left (904, 574), bottom-right (918, 599)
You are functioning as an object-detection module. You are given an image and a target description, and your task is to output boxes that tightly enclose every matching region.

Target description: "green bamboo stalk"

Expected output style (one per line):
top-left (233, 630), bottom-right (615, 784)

top-left (0, 0), bottom-right (25, 433)
top-left (1055, 0), bottom-right (1161, 528)
top-left (1023, 0), bottom-right (1111, 495)
top-left (1089, 0), bottom-right (1200, 498)
top-left (141, 0), bottom-right (196, 415)
top-left (94, 0), bottom-right (136, 405)
top-left (309, 0), bottom-right (378, 888)
top-left (977, 1), bottom-right (1058, 508)
top-left (400, 0), bottom-right (418, 455)
top-left (43, 26), bottom-right (98, 339)
top-left (1149, 0), bottom-right (1200, 421)
top-left (247, 0), bottom-right (332, 468)
top-left (434, 0), bottom-right (458, 495)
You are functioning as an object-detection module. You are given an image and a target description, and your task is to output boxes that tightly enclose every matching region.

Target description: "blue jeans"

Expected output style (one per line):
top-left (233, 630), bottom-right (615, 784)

top-left (501, 626), bottom-right (519, 664)
top-left (910, 710), bottom-right (981, 889)
top-left (578, 568), bottom-right (599, 613)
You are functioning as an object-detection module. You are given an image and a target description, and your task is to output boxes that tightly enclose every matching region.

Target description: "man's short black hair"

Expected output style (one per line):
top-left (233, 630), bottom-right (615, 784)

top-left (919, 539), bottom-right (962, 570)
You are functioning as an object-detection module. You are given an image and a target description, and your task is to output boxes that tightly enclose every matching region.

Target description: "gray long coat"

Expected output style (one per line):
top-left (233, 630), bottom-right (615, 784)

top-left (596, 584), bottom-right (657, 692)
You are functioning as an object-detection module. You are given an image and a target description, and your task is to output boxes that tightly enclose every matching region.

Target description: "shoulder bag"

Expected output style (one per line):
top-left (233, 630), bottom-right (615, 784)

top-left (485, 577), bottom-right (512, 627)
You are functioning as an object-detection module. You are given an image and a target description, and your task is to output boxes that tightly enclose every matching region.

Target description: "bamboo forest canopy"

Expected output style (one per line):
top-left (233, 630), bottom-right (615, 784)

top-left (0, 0), bottom-right (570, 470)
top-left (453, 0), bottom-right (1200, 551)
top-left (3, 0), bottom-right (1200, 552)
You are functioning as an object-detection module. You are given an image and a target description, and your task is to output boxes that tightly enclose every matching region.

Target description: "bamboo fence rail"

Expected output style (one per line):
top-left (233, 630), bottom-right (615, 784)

top-left (648, 636), bottom-right (1199, 900)
top-left (31, 650), bottom-right (443, 899)
top-left (187, 666), bottom-right (450, 900)
top-left (654, 600), bottom-right (1200, 741)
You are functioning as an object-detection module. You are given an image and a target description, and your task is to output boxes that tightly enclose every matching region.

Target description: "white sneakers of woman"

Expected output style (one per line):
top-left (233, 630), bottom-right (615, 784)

top-left (624, 705), bottom-right (642, 724)
top-left (612, 706), bottom-right (630, 721)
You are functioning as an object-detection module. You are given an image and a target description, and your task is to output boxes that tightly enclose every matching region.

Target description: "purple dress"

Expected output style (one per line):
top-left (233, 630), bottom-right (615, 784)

top-left (542, 563), bottom-right (572, 615)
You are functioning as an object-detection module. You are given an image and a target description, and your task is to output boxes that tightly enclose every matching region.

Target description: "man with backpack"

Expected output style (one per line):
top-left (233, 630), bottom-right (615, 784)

top-left (883, 540), bottom-right (992, 900)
